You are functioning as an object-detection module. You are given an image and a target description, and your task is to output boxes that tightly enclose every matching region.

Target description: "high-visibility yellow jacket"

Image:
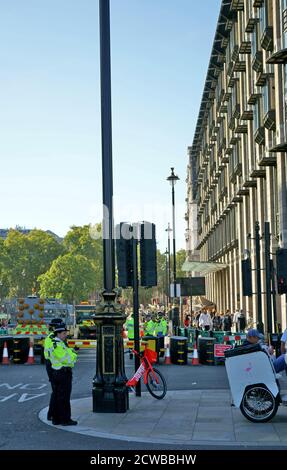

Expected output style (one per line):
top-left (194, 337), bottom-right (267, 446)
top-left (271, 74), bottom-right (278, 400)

top-left (50, 338), bottom-right (78, 370)
top-left (44, 332), bottom-right (55, 360)
top-left (126, 317), bottom-right (134, 340)
top-left (145, 320), bottom-right (156, 336)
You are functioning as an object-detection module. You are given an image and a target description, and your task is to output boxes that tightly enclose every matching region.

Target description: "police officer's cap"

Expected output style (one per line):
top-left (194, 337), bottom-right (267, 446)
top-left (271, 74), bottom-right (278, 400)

top-left (54, 323), bottom-right (68, 333)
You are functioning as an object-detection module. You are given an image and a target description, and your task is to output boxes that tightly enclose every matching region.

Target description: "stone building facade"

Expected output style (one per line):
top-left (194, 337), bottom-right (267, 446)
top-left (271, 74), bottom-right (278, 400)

top-left (186, 0), bottom-right (287, 330)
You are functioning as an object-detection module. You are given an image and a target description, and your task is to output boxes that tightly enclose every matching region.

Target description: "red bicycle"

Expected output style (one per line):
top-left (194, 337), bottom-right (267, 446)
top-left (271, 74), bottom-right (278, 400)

top-left (126, 347), bottom-right (167, 399)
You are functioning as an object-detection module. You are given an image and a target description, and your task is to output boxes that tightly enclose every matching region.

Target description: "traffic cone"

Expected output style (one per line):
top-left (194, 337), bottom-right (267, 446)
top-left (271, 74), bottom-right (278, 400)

top-left (1, 341), bottom-right (10, 365)
top-left (192, 341), bottom-right (200, 366)
top-left (164, 344), bottom-right (171, 365)
top-left (26, 342), bottom-right (35, 365)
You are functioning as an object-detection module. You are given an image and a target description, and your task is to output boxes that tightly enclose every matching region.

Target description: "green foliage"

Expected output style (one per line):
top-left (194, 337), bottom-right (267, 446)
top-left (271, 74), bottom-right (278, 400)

top-left (0, 238), bottom-right (10, 299)
top-left (4, 229), bottom-right (64, 297)
top-left (38, 253), bottom-right (96, 304)
top-left (1, 223), bottom-right (186, 306)
top-left (176, 249), bottom-right (187, 279)
top-left (63, 225), bottom-right (103, 291)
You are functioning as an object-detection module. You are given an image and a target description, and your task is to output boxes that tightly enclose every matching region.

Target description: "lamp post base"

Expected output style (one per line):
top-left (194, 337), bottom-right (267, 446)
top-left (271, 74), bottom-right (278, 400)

top-left (93, 383), bottom-right (128, 413)
top-left (92, 291), bottom-right (129, 413)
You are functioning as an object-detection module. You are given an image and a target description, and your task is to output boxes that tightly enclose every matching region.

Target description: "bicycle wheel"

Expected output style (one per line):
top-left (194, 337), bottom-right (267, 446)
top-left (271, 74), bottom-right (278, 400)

top-left (146, 368), bottom-right (167, 399)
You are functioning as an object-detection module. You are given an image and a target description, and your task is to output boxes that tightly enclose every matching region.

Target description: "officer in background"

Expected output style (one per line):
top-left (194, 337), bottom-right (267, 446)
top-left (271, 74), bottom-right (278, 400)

top-left (125, 312), bottom-right (135, 359)
top-left (145, 315), bottom-right (156, 336)
top-left (126, 313), bottom-right (134, 340)
top-left (155, 312), bottom-right (167, 357)
top-left (44, 318), bottom-right (63, 421)
top-left (158, 312), bottom-right (168, 336)
top-left (50, 324), bottom-right (78, 426)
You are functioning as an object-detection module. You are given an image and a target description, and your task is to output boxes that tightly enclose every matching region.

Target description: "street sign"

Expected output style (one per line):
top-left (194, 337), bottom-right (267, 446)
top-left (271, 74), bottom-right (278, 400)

top-left (176, 277), bottom-right (206, 296)
top-left (214, 344), bottom-right (232, 358)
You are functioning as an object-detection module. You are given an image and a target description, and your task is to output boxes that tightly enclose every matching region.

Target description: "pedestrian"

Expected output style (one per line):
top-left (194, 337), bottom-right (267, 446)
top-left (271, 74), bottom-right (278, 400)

top-left (222, 310), bottom-right (232, 332)
top-left (242, 329), bottom-right (287, 382)
top-left (184, 314), bottom-right (191, 328)
top-left (43, 318), bottom-right (63, 421)
top-left (195, 310), bottom-right (201, 328)
top-left (222, 311), bottom-right (232, 332)
top-left (199, 310), bottom-right (213, 331)
top-left (237, 309), bottom-right (246, 332)
top-left (232, 308), bottom-right (240, 332)
top-left (212, 312), bottom-right (222, 331)
top-left (49, 324), bottom-right (78, 426)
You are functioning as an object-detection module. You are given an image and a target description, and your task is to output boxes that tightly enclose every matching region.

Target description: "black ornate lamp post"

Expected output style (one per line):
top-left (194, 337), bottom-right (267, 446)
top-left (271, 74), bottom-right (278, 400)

top-left (164, 249), bottom-right (169, 308)
top-left (166, 168), bottom-right (179, 298)
top-left (92, 0), bottom-right (128, 413)
top-left (165, 223), bottom-right (172, 305)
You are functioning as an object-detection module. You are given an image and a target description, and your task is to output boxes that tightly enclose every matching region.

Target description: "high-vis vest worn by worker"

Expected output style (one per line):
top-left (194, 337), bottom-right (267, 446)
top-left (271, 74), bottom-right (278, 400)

top-left (50, 338), bottom-right (78, 370)
top-left (155, 320), bottom-right (163, 337)
top-left (126, 317), bottom-right (134, 340)
top-left (44, 332), bottom-right (55, 360)
top-left (161, 319), bottom-right (168, 336)
top-left (145, 319), bottom-right (156, 336)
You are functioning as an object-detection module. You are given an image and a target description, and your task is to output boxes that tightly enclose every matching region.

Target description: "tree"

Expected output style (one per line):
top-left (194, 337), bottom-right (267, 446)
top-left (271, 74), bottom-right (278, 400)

top-left (38, 253), bottom-right (97, 304)
top-left (176, 249), bottom-right (187, 279)
top-left (63, 225), bottom-right (103, 291)
top-left (4, 230), bottom-right (31, 297)
top-left (4, 229), bottom-right (64, 296)
top-left (26, 230), bottom-right (64, 289)
top-left (0, 238), bottom-right (10, 299)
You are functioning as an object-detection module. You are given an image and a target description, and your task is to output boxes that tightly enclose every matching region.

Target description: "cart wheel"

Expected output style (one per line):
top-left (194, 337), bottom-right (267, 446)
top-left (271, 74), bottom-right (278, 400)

top-left (240, 385), bottom-right (279, 423)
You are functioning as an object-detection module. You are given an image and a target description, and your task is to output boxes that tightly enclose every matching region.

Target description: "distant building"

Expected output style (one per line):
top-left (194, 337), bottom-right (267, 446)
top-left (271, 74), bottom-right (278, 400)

top-left (0, 228), bottom-right (62, 242)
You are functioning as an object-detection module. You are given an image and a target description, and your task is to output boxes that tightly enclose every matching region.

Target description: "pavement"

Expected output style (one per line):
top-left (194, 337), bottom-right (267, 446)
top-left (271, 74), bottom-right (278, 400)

top-left (39, 378), bottom-right (287, 448)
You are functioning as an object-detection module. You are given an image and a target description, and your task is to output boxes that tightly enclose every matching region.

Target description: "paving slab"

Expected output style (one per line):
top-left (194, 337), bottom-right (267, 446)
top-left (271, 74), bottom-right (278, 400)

top-left (38, 390), bottom-right (287, 447)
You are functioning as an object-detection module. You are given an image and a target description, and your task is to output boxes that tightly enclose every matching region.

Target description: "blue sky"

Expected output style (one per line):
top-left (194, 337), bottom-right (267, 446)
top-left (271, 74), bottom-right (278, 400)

top-left (0, 0), bottom-right (221, 251)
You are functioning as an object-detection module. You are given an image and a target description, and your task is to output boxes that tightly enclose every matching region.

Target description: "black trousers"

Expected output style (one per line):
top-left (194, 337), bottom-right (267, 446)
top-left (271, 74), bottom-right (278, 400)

top-left (52, 368), bottom-right (72, 424)
top-left (46, 360), bottom-right (56, 420)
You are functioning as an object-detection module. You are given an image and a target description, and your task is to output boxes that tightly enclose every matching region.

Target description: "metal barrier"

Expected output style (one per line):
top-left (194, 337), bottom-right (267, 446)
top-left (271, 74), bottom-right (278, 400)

top-left (67, 339), bottom-right (97, 349)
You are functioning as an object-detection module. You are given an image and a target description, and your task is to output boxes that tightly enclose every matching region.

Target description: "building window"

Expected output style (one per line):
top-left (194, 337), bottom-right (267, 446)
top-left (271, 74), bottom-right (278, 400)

top-left (253, 99), bottom-right (262, 131)
top-left (259, 0), bottom-right (269, 34)
top-left (251, 24), bottom-right (260, 59)
top-left (262, 75), bottom-right (275, 130)
top-left (259, 0), bottom-right (273, 51)
top-left (262, 77), bottom-right (275, 115)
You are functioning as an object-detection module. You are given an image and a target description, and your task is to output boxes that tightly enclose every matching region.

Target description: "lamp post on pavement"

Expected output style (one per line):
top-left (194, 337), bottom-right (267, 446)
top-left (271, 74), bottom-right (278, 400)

top-left (165, 223), bottom-right (172, 305)
top-left (92, 0), bottom-right (128, 414)
top-left (164, 249), bottom-right (169, 308)
top-left (166, 168), bottom-right (179, 298)
top-left (167, 167), bottom-right (180, 332)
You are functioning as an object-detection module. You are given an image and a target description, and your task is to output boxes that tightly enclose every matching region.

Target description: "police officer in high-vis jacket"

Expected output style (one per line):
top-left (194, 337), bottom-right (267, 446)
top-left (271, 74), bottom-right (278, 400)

top-left (50, 324), bottom-right (78, 426)
top-left (44, 318), bottom-right (63, 421)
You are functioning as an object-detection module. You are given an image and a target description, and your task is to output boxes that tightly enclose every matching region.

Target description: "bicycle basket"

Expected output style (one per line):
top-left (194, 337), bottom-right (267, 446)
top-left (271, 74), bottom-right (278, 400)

top-left (144, 348), bottom-right (157, 364)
